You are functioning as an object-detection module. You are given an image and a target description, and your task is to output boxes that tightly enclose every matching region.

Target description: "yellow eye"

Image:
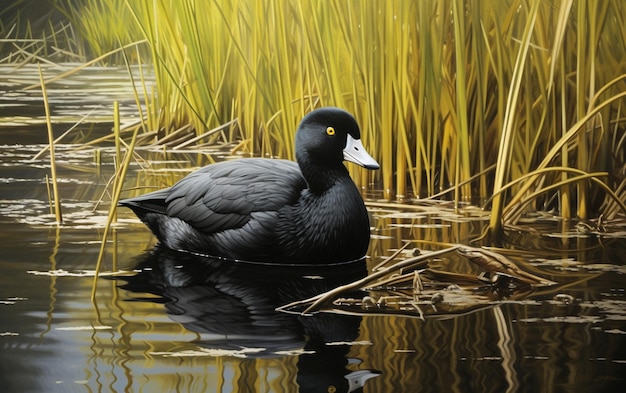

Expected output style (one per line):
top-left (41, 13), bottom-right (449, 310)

top-left (326, 126), bottom-right (335, 136)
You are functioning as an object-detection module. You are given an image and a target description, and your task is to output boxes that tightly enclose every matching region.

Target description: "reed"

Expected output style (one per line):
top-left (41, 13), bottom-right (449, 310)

top-left (488, 0), bottom-right (540, 235)
top-left (38, 63), bottom-right (63, 223)
top-left (0, 2), bottom-right (85, 63)
top-left (53, 0), bottom-right (626, 234)
top-left (91, 42), bottom-right (152, 300)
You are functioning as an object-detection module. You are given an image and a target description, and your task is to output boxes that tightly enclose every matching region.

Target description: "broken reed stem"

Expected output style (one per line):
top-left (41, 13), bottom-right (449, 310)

top-left (31, 106), bottom-right (100, 160)
top-left (38, 63), bottom-right (62, 223)
top-left (45, 174), bottom-right (53, 214)
top-left (281, 246), bottom-right (460, 315)
top-left (91, 44), bottom-right (147, 304)
top-left (112, 101), bottom-right (121, 223)
top-left (114, 101), bottom-right (122, 169)
top-left (24, 40), bottom-right (149, 90)
top-left (371, 241), bottom-right (412, 271)
top-left (172, 118), bottom-right (238, 150)
top-left (91, 146), bottom-right (137, 304)
top-left (94, 148), bottom-right (101, 176)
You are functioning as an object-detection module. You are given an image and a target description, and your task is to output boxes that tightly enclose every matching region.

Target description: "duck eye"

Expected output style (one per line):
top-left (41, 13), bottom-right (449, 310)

top-left (326, 126), bottom-right (335, 136)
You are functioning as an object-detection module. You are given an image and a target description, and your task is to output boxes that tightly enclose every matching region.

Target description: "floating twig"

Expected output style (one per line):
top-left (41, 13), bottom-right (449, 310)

top-left (456, 246), bottom-right (556, 286)
top-left (277, 243), bottom-right (559, 317)
top-left (371, 241), bottom-right (412, 271)
top-left (278, 246), bottom-right (460, 315)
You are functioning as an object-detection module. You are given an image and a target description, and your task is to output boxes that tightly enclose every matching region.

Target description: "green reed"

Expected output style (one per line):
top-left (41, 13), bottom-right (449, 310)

top-left (55, 0), bottom-right (626, 235)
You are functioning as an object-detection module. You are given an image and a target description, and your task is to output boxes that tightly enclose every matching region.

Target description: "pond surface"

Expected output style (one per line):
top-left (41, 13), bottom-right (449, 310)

top-left (1, 65), bottom-right (625, 392)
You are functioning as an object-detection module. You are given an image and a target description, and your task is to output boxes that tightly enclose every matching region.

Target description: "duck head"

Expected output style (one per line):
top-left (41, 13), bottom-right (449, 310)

top-left (295, 107), bottom-right (380, 170)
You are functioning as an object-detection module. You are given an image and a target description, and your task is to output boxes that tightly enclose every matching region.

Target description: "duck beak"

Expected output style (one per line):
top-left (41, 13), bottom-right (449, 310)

top-left (343, 134), bottom-right (380, 170)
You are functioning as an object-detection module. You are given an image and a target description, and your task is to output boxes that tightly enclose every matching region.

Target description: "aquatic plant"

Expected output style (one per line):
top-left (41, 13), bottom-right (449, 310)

top-left (22, 0), bottom-right (626, 234)
top-left (38, 64), bottom-right (63, 223)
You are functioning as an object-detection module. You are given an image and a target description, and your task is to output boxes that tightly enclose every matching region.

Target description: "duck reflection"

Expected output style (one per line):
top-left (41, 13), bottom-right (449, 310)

top-left (116, 246), bottom-right (380, 392)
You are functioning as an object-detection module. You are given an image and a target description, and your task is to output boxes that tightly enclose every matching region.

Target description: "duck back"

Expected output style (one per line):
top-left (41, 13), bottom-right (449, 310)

top-left (120, 107), bottom-right (379, 264)
top-left (120, 158), bottom-right (370, 264)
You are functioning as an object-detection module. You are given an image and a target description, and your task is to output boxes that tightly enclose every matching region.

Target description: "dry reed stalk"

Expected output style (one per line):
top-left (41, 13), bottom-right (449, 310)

top-left (52, 0), bottom-right (626, 230)
top-left (38, 63), bottom-right (62, 223)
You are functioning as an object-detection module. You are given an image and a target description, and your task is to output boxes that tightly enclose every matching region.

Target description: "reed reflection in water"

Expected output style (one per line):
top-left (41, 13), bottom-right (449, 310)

top-left (113, 246), bottom-right (380, 393)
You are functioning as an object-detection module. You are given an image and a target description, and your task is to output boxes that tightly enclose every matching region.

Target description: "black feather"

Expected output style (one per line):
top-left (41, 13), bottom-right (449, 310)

top-left (119, 107), bottom-right (378, 264)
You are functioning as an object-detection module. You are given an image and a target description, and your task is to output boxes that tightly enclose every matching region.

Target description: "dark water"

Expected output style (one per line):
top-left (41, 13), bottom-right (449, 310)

top-left (1, 66), bottom-right (625, 392)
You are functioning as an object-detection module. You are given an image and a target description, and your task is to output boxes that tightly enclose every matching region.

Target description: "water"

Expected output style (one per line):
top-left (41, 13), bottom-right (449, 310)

top-left (1, 65), bottom-right (625, 392)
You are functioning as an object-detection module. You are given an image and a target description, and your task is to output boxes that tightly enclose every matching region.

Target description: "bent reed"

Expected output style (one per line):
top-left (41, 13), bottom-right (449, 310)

top-left (10, 0), bottom-right (626, 233)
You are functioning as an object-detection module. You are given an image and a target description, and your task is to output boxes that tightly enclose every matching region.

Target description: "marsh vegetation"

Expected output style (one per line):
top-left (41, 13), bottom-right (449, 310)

top-left (4, 0), bottom-right (626, 231)
top-left (2, 1), bottom-right (626, 391)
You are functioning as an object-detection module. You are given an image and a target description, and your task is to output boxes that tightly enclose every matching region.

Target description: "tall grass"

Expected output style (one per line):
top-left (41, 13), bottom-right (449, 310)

top-left (54, 0), bottom-right (626, 234)
top-left (0, 2), bottom-right (85, 63)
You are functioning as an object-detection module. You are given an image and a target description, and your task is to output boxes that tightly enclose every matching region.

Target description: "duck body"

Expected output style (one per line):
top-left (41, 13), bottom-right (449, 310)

top-left (120, 107), bottom-right (379, 264)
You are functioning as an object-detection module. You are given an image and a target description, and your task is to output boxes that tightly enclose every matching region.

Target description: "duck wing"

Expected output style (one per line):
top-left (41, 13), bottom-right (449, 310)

top-left (162, 158), bottom-right (305, 234)
top-left (119, 188), bottom-right (170, 215)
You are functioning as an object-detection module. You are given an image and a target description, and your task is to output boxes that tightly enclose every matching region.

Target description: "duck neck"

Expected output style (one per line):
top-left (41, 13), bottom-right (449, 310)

top-left (297, 153), bottom-right (351, 194)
